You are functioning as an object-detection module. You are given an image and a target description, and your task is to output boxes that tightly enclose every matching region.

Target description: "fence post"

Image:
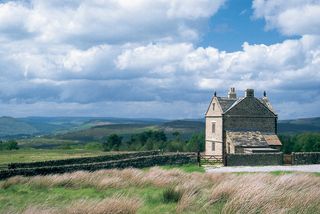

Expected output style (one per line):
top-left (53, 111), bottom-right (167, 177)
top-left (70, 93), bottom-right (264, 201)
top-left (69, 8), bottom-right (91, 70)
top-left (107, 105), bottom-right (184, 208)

top-left (197, 151), bottom-right (201, 167)
top-left (292, 152), bottom-right (295, 165)
top-left (225, 154), bottom-right (227, 166)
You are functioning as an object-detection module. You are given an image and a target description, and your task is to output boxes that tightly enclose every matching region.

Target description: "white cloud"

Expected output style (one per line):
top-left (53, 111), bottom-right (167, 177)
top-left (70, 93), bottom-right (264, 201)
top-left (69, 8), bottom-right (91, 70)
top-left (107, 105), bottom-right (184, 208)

top-left (167, 0), bottom-right (225, 19)
top-left (0, 2), bottom-right (29, 31)
top-left (253, 0), bottom-right (320, 36)
top-left (1, 34), bottom-right (320, 118)
top-left (0, 0), bottom-right (225, 44)
top-left (116, 43), bottom-right (193, 72)
top-left (116, 35), bottom-right (320, 91)
top-left (0, 0), bottom-right (319, 119)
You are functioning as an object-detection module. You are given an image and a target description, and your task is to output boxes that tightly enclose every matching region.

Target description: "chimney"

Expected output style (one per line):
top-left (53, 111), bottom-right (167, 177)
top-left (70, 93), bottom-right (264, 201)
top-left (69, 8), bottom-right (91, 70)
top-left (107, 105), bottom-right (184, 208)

top-left (245, 89), bottom-right (254, 97)
top-left (228, 87), bottom-right (237, 99)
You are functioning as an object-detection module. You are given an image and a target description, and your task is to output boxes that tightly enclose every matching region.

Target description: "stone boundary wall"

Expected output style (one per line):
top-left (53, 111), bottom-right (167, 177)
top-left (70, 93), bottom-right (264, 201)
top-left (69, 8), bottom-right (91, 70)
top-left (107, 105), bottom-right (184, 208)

top-left (8, 150), bottom-right (161, 169)
top-left (226, 153), bottom-right (283, 166)
top-left (0, 153), bottom-right (197, 180)
top-left (292, 152), bottom-right (320, 165)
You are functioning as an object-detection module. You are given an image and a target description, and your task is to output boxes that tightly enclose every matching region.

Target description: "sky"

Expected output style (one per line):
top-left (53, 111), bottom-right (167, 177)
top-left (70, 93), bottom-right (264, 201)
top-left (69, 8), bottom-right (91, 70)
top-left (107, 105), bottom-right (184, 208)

top-left (0, 0), bottom-right (319, 120)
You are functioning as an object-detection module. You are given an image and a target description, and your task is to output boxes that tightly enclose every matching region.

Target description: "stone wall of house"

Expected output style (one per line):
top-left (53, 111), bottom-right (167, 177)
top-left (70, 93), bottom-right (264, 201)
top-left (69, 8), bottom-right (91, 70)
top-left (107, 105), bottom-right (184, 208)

top-left (226, 153), bottom-right (283, 166)
top-left (224, 116), bottom-right (276, 132)
top-left (223, 96), bottom-right (277, 133)
top-left (292, 152), bottom-right (320, 165)
top-left (226, 135), bottom-right (235, 153)
top-left (205, 116), bottom-right (223, 156)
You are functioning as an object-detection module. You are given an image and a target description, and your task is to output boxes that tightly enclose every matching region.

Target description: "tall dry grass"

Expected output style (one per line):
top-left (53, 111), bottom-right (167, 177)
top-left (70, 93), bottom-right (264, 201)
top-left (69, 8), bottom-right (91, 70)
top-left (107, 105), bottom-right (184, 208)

top-left (7, 196), bottom-right (142, 214)
top-left (1, 167), bottom-right (320, 214)
top-left (64, 196), bottom-right (142, 214)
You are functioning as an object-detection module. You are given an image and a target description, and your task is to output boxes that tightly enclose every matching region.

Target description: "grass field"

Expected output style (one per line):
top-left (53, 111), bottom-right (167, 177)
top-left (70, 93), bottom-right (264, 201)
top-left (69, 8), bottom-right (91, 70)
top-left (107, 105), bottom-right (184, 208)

top-left (0, 149), bottom-right (113, 169)
top-left (0, 165), bottom-right (319, 214)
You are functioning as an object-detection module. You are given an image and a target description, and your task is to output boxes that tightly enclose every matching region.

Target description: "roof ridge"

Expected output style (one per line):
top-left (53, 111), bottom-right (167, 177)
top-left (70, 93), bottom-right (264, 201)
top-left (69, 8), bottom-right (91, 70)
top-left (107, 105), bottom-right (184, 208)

top-left (258, 97), bottom-right (276, 115)
top-left (223, 97), bottom-right (245, 113)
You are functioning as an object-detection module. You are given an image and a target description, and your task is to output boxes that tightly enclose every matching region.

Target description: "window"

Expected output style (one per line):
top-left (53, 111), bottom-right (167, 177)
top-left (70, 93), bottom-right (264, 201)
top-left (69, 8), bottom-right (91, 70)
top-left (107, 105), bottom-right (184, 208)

top-left (212, 142), bottom-right (215, 151)
top-left (212, 103), bottom-right (215, 111)
top-left (212, 122), bottom-right (216, 134)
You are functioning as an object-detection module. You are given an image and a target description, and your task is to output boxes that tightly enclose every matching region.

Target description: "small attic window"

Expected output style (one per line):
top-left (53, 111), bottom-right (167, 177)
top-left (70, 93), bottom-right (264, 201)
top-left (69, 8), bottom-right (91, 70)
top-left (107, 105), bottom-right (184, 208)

top-left (212, 103), bottom-right (215, 111)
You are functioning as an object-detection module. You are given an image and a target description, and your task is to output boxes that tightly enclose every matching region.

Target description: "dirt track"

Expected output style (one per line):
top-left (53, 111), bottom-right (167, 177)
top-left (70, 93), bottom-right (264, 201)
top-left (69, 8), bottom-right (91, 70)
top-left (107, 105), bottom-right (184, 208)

top-left (205, 164), bottom-right (320, 173)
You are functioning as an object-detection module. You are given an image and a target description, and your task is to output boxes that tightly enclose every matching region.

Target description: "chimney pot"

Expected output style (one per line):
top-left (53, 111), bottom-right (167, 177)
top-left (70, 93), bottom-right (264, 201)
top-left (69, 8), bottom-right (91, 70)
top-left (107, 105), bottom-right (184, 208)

top-left (245, 89), bottom-right (254, 97)
top-left (228, 87), bottom-right (237, 99)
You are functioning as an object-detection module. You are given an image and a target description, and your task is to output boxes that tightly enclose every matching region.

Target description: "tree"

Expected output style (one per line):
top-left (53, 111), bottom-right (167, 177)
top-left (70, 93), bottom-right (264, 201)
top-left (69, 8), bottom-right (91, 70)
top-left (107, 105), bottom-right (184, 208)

top-left (186, 133), bottom-right (205, 152)
top-left (103, 134), bottom-right (122, 151)
top-left (280, 133), bottom-right (320, 153)
top-left (172, 131), bottom-right (181, 141)
top-left (279, 135), bottom-right (294, 154)
top-left (167, 140), bottom-right (184, 152)
top-left (0, 140), bottom-right (19, 150)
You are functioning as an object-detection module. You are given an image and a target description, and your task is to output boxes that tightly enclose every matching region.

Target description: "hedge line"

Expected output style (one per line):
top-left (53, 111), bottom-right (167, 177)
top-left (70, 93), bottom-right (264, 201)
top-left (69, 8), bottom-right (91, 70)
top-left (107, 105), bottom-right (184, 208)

top-left (8, 150), bottom-right (161, 169)
top-left (226, 153), bottom-right (283, 166)
top-left (292, 152), bottom-right (320, 165)
top-left (0, 153), bottom-right (197, 180)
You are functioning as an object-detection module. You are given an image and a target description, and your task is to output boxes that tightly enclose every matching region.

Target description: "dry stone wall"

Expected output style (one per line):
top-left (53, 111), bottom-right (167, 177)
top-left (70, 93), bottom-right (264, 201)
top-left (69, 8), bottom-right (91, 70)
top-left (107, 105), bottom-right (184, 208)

top-left (226, 153), bottom-right (283, 166)
top-left (292, 152), bottom-right (320, 165)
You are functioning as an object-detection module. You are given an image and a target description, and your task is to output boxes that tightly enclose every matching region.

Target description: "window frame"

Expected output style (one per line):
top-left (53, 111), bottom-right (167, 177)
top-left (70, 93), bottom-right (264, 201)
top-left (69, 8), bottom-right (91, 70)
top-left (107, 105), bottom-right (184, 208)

top-left (211, 122), bottom-right (216, 134)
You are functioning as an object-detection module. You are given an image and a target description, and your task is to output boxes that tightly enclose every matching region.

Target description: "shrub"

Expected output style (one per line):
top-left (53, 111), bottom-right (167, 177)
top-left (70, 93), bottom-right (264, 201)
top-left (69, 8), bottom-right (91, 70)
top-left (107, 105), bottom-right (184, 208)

top-left (163, 186), bottom-right (182, 203)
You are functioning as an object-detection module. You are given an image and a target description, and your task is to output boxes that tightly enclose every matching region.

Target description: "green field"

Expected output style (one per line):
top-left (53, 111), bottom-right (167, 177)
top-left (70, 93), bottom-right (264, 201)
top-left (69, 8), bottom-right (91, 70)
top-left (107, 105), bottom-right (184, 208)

top-left (0, 149), bottom-right (113, 169)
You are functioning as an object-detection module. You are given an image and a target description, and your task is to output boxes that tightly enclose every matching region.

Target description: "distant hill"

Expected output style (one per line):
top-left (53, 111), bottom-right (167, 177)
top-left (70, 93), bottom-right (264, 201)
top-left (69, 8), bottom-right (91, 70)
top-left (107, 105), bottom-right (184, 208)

top-left (0, 116), bottom-right (38, 137)
top-left (57, 123), bottom-right (155, 141)
top-left (278, 117), bottom-right (320, 134)
top-left (1, 116), bottom-right (319, 139)
top-left (0, 116), bottom-right (167, 139)
top-left (160, 120), bottom-right (204, 132)
top-left (56, 119), bottom-right (205, 142)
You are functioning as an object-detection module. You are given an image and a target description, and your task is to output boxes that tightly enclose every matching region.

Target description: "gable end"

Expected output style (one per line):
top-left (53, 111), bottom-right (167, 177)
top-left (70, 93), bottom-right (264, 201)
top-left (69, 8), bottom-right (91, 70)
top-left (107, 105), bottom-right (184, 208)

top-left (224, 97), bottom-right (277, 117)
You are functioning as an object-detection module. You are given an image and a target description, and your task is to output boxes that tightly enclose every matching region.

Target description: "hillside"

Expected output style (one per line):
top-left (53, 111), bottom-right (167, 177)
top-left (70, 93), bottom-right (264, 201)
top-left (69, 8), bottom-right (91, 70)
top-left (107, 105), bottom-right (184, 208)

top-left (0, 117), bottom-right (38, 137)
top-left (0, 117), bottom-right (167, 139)
top-left (55, 117), bottom-right (320, 142)
top-left (57, 123), bottom-right (156, 141)
top-left (55, 120), bottom-right (205, 142)
top-left (1, 116), bottom-right (319, 140)
top-left (278, 117), bottom-right (320, 134)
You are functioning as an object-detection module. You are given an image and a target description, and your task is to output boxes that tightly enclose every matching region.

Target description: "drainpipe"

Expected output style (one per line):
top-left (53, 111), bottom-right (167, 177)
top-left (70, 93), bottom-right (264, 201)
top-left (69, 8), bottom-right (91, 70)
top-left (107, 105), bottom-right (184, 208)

top-left (275, 116), bottom-right (278, 134)
top-left (222, 113), bottom-right (226, 166)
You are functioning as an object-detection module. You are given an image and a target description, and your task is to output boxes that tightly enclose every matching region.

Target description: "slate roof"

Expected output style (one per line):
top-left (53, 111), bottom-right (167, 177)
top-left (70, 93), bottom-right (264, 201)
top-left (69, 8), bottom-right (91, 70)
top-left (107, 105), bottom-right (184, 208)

top-left (244, 148), bottom-right (279, 153)
top-left (259, 98), bottom-right (276, 114)
top-left (216, 96), bottom-right (276, 114)
top-left (216, 97), bottom-right (239, 112)
top-left (226, 131), bottom-right (282, 147)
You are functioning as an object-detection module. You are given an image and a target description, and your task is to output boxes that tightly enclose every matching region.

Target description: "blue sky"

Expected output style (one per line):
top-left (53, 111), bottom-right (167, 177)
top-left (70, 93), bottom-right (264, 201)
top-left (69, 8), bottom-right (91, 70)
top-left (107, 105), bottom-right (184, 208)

top-left (200, 0), bottom-right (298, 51)
top-left (0, 0), bottom-right (319, 119)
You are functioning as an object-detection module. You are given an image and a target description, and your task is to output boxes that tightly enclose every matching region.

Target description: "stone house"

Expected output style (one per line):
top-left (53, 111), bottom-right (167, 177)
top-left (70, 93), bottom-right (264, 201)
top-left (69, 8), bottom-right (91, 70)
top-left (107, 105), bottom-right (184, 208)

top-left (205, 88), bottom-right (282, 158)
